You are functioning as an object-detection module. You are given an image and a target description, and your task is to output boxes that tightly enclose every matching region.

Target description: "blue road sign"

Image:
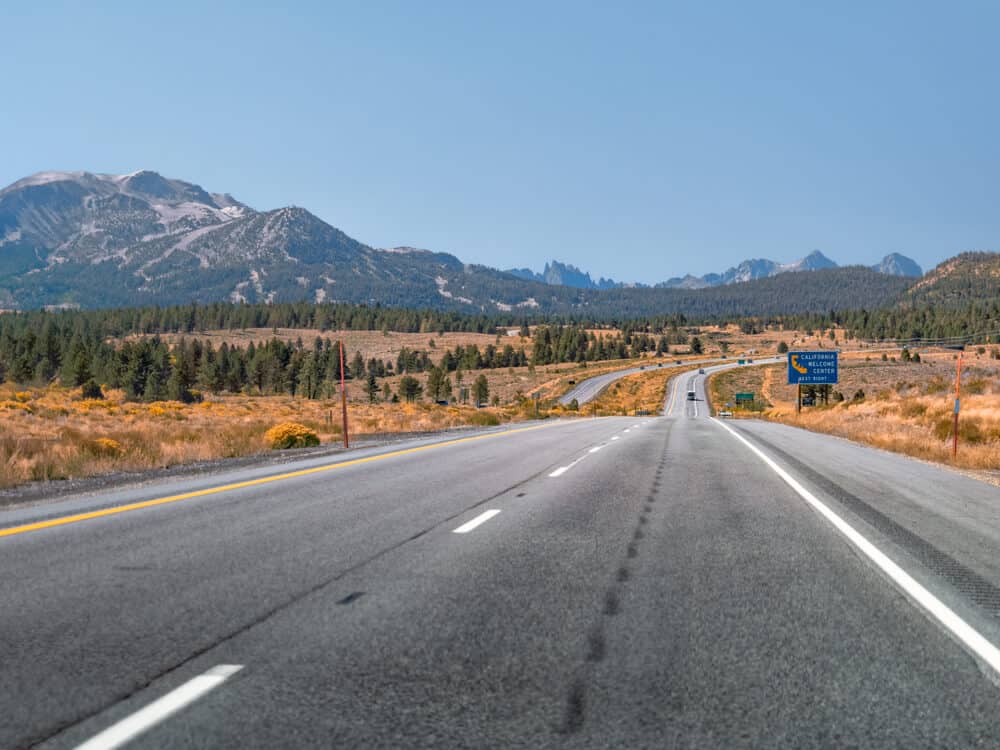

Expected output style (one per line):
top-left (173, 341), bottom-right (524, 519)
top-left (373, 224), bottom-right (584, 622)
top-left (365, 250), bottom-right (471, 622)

top-left (787, 351), bottom-right (839, 385)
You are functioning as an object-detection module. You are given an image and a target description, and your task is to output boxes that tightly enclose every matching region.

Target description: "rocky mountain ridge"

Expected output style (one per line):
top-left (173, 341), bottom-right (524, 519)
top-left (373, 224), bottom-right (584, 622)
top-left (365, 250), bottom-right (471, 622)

top-left (510, 250), bottom-right (921, 292)
top-left (0, 170), bottom-right (924, 316)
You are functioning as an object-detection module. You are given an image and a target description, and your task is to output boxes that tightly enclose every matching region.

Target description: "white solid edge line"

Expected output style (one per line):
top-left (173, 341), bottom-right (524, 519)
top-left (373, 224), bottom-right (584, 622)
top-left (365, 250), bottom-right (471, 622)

top-left (452, 509), bottom-right (501, 533)
top-left (589, 446), bottom-right (603, 453)
top-left (75, 665), bottom-right (244, 750)
top-left (611, 436), bottom-right (620, 441)
top-left (712, 418), bottom-right (1000, 678)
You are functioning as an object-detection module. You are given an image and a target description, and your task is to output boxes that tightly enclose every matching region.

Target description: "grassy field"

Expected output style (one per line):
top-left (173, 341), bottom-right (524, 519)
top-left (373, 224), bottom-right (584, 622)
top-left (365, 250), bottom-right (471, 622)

top-left (0, 351), bottom-right (720, 489)
top-left (134, 322), bottom-right (858, 365)
top-left (708, 350), bottom-right (1000, 473)
top-left (375, 358), bottom-right (642, 406)
top-left (2, 319), bottom-right (945, 490)
top-left (146, 328), bottom-right (523, 362)
top-left (585, 363), bottom-right (707, 416)
top-left (0, 381), bottom-right (587, 489)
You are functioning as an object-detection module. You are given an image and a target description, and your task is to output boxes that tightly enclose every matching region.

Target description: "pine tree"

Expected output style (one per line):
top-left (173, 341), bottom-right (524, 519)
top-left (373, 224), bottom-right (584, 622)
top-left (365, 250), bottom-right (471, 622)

top-left (399, 375), bottom-right (422, 402)
top-left (61, 335), bottom-right (93, 386)
top-left (167, 365), bottom-right (195, 403)
top-left (297, 353), bottom-right (321, 399)
top-left (473, 374), bottom-right (489, 407)
top-left (426, 366), bottom-right (446, 402)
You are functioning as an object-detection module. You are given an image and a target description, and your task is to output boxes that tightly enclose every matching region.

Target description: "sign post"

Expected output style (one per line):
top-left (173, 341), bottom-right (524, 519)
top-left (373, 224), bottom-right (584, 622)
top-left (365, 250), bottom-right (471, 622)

top-left (339, 340), bottom-right (349, 449)
top-left (953, 351), bottom-right (962, 459)
top-left (787, 351), bottom-right (839, 412)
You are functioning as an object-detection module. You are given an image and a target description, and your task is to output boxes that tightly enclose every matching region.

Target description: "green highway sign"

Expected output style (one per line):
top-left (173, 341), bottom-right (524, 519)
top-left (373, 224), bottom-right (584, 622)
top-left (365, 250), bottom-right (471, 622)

top-left (735, 393), bottom-right (754, 402)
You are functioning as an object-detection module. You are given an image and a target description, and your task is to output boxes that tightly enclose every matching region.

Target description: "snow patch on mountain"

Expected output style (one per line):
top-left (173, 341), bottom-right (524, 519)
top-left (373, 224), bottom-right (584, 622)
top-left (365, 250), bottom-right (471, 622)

top-left (435, 275), bottom-right (473, 304)
top-left (381, 246), bottom-right (430, 254)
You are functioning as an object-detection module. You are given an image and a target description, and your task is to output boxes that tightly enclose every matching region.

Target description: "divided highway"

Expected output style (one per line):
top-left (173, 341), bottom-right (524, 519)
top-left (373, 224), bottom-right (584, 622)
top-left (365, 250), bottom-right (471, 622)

top-left (3, 364), bottom-right (1000, 748)
top-left (558, 357), bottom-right (727, 406)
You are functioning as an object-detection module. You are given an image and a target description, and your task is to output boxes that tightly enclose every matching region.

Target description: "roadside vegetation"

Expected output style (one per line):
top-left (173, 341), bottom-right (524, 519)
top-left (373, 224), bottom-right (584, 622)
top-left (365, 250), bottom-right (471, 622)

top-left (586, 363), bottom-right (709, 416)
top-left (0, 381), bottom-right (586, 489)
top-left (5, 264), bottom-right (1000, 489)
top-left (708, 350), bottom-right (1000, 473)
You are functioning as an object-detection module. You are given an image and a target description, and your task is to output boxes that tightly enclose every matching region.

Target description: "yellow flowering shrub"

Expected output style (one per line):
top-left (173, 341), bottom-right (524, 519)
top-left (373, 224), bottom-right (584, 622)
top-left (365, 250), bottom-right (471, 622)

top-left (265, 422), bottom-right (320, 449)
top-left (0, 400), bottom-right (33, 413)
top-left (92, 437), bottom-right (124, 457)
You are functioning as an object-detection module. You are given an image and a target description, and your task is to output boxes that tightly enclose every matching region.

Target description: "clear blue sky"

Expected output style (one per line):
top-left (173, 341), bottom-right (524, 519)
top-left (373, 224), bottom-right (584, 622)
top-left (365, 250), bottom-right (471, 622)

top-left (3, 1), bottom-right (997, 283)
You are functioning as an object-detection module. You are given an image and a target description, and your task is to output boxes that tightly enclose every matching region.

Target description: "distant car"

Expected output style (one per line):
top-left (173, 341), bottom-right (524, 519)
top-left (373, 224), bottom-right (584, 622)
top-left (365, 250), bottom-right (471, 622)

top-left (435, 400), bottom-right (449, 406)
top-left (640, 365), bottom-right (645, 370)
top-left (698, 368), bottom-right (705, 374)
top-left (718, 410), bottom-right (733, 418)
top-left (567, 379), bottom-right (576, 385)
top-left (747, 358), bottom-right (754, 363)
top-left (687, 390), bottom-right (696, 401)
top-left (801, 396), bottom-right (815, 406)
top-left (657, 363), bottom-right (663, 368)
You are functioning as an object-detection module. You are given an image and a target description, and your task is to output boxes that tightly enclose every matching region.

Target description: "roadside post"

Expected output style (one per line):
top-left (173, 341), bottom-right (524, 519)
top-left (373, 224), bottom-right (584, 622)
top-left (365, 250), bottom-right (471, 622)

top-left (953, 349), bottom-right (963, 459)
top-left (939, 343), bottom-right (965, 459)
top-left (787, 351), bottom-right (839, 413)
top-left (339, 340), bottom-right (349, 449)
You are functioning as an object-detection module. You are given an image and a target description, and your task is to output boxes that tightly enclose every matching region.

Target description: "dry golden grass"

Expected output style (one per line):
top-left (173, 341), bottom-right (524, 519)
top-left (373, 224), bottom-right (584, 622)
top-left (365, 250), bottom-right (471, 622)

top-left (138, 323), bottom-right (862, 368)
top-left (775, 394), bottom-right (1000, 470)
top-left (586, 363), bottom-right (705, 416)
top-left (373, 356), bottom-right (701, 406)
top-left (375, 361), bottom-right (623, 406)
top-left (708, 354), bottom-right (1000, 471)
top-left (135, 328), bottom-right (526, 363)
top-left (0, 381), bottom-right (584, 489)
top-left (128, 324), bottom-right (648, 406)
top-left (707, 365), bottom-right (772, 414)
top-left (691, 323), bottom-right (852, 358)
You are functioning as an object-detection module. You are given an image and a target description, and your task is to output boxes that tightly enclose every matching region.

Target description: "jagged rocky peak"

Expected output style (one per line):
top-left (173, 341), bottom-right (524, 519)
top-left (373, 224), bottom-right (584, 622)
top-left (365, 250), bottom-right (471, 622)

top-left (871, 252), bottom-right (922, 277)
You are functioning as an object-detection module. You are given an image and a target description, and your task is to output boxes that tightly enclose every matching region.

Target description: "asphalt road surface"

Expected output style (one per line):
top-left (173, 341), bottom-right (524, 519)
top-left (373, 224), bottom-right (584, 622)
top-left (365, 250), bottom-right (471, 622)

top-left (4, 366), bottom-right (1000, 748)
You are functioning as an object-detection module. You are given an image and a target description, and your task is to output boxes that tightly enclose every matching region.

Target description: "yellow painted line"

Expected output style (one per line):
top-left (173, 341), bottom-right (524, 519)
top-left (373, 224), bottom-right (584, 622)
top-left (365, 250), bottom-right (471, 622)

top-left (0, 422), bottom-right (563, 540)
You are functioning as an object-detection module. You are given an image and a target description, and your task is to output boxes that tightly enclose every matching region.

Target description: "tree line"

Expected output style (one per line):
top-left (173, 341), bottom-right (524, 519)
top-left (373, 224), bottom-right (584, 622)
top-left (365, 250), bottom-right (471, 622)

top-left (0, 317), bottom-right (697, 403)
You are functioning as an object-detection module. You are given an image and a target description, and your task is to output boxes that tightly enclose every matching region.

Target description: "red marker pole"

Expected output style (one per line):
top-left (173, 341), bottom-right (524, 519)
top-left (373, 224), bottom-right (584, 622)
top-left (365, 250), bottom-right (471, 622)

top-left (952, 351), bottom-right (962, 460)
top-left (339, 339), bottom-right (349, 449)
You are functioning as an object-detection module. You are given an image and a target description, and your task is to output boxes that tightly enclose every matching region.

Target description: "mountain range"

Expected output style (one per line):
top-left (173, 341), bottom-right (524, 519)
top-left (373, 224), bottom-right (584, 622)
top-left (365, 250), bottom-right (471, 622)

top-left (0, 170), bottom-right (923, 317)
top-left (507, 250), bottom-right (921, 291)
top-left (506, 261), bottom-right (623, 290)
